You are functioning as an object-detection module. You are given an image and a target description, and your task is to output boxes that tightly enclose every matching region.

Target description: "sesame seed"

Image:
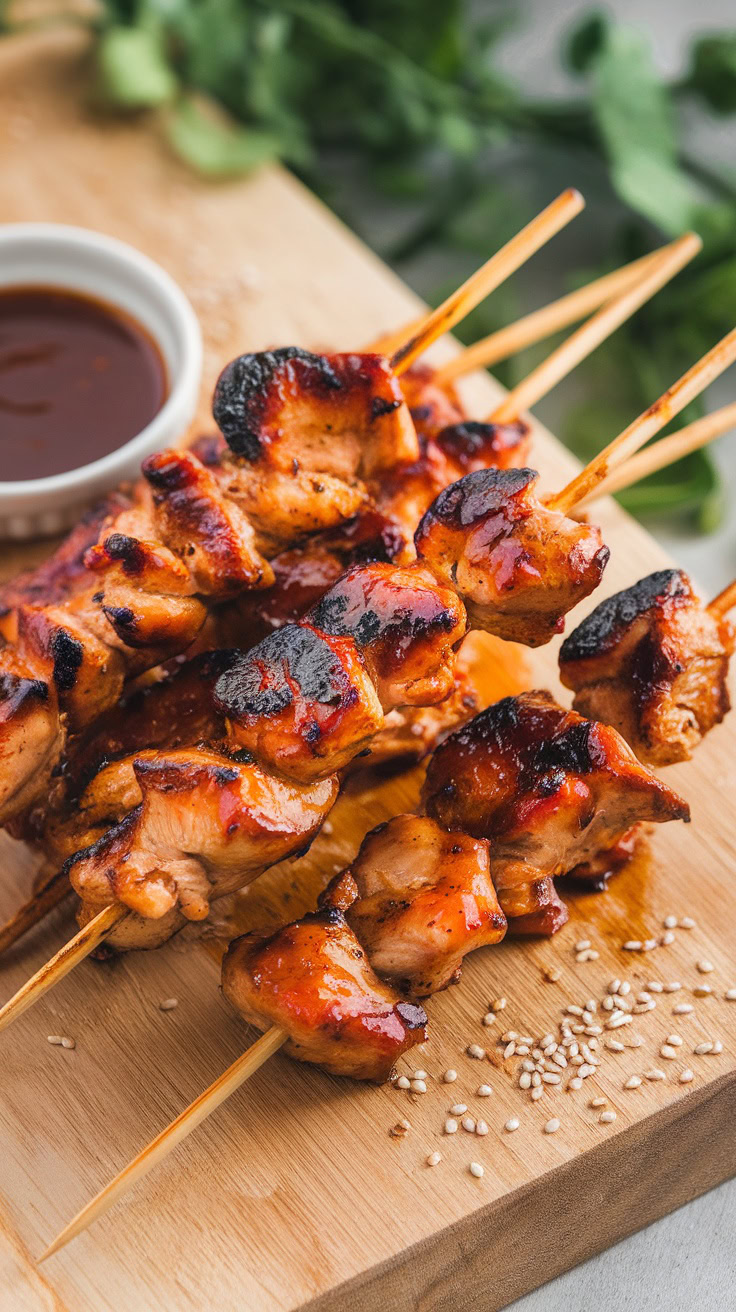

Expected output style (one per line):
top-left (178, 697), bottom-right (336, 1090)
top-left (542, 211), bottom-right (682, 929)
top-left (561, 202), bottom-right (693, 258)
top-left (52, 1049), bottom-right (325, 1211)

top-left (661, 931), bottom-right (675, 946)
top-left (566, 1005), bottom-right (584, 1016)
top-left (575, 939), bottom-right (591, 952)
top-left (663, 915), bottom-right (678, 929)
top-left (467, 1044), bottom-right (486, 1060)
top-left (673, 1003), bottom-right (694, 1015)
top-left (543, 1072), bottom-right (561, 1085)
top-left (697, 960), bottom-right (715, 974)
top-left (679, 1069), bottom-right (694, 1084)
top-left (645, 1068), bottom-right (666, 1081)
top-left (622, 940), bottom-right (642, 951)
top-left (606, 1039), bottom-right (625, 1052)
top-left (569, 1077), bottom-right (583, 1090)
top-left (411, 1080), bottom-right (427, 1094)
top-left (389, 1119), bottom-right (411, 1137)
top-left (660, 1045), bottom-right (678, 1060)
top-left (413, 1069), bottom-right (428, 1081)
top-left (531, 1071), bottom-right (542, 1086)
top-left (47, 1035), bottom-right (75, 1049)
top-left (619, 982), bottom-right (631, 996)
top-left (426, 1152), bottom-right (442, 1167)
top-left (461, 1116), bottom-right (476, 1134)
top-left (505, 1117), bottom-right (520, 1132)
top-left (608, 979), bottom-right (622, 995)
top-left (477, 1084), bottom-right (492, 1097)
top-left (589, 1096), bottom-right (607, 1108)
top-left (443, 1069), bottom-right (458, 1083)
top-left (693, 1040), bottom-right (713, 1055)
top-left (579, 1063), bottom-right (596, 1078)
top-left (444, 1118), bottom-right (458, 1135)
top-left (450, 1103), bottom-right (468, 1116)
top-left (515, 1044), bottom-right (530, 1056)
top-left (625, 1076), bottom-right (642, 1089)
top-left (664, 981), bottom-right (682, 993)
top-left (501, 1030), bottom-right (518, 1042)
top-left (642, 939), bottom-right (658, 952)
top-left (469, 1161), bottom-right (485, 1178)
top-left (491, 997), bottom-right (507, 1012)
top-left (679, 917), bottom-right (696, 929)
top-left (475, 1120), bottom-right (489, 1136)
top-left (531, 1085), bottom-right (545, 1101)
top-left (666, 1035), bottom-right (683, 1047)
top-left (711, 1040), bottom-right (724, 1054)
top-left (544, 966), bottom-right (562, 983)
top-left (577, 949), bottom-right (600, 962)
top-left (482, 1012), bottom-right (496, 1026)
top-left (544, 1118), bottom-right (560, 1134)
top-left (726, 989), bottom-right (736, 1001)
top-left (396, 1076), bottom-right (411, 1089)
top-left (599, 1110), bottom-right (617, 1124)
top-left (519, 1072), bottom-right (532, 1090)
top-left (646, 981), bottom-right (664, 993)
top-left (693, 985), bottom-right (712, 998)
top-left (159, 998), bottom-right (178, 1011)
top-left (503, 1042), bottom-right (516, 1060)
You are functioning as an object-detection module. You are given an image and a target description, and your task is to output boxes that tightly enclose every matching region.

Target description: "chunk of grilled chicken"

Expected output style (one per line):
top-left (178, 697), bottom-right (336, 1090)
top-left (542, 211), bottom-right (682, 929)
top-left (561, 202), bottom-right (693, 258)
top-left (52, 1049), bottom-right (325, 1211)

top-left (559, 570), bottom-right (734, 765)
top-left (221, 895), bottom-right (428, 1082)
top-left (423, 690), bottom-right (690, 931)
top-left (415, 468), bottom-right (609, 646)
top-left (332, 815), bottom-right (506, 996)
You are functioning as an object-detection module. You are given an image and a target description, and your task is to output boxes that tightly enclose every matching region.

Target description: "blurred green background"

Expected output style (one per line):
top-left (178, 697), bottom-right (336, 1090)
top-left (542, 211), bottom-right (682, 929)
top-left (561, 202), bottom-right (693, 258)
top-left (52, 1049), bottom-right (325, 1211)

top-left (4, 0), bottom-right (736, 562)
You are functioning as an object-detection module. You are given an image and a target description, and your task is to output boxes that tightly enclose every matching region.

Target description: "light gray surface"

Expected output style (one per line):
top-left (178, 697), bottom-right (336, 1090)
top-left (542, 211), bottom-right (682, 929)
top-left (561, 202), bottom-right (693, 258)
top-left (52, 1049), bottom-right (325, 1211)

top-left (497, 4), bottom-right (736, 1307)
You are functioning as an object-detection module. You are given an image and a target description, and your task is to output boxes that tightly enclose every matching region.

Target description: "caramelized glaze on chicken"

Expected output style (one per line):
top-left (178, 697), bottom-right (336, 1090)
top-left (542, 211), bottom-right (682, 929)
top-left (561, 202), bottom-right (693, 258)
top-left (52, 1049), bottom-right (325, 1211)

top-left (335, 815), bottom-right (506, 995)
top-left (415, 468), bottom-right (609, 645)
top-left (423, 690), bottom-right (689, 930)
top-left (221, 897), bottom-right (428, 1082)
top-left (559, 569), bottom-right (734, 765)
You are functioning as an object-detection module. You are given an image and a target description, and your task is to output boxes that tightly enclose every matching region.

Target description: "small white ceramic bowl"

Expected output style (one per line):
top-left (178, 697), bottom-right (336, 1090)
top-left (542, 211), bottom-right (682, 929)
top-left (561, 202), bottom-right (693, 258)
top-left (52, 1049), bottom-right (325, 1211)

top-left (0, 223), bottom-right (202, 540)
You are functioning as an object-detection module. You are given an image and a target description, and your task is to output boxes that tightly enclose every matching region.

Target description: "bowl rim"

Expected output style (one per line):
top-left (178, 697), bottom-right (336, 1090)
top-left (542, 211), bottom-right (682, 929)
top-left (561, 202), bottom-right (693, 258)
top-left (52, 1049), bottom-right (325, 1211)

top-left (0, 222), bottom-right (203, 498)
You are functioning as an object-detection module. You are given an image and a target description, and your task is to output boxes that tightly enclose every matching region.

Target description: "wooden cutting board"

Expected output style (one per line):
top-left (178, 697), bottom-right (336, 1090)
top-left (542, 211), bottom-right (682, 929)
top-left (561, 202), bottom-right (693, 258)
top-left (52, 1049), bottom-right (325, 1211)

top-left (1, 29), bottom-right (735, 1312)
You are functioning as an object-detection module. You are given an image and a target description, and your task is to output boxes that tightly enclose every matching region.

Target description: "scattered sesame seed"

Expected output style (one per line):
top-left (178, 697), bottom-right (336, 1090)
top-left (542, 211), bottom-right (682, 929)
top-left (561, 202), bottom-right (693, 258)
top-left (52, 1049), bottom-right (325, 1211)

top-left (693, 985), bottom-right (712, 998)
top-left (321, 820), bottom-right (333, 835)
top-left (413, 1069), bottom-right (428, 1081)
top-left (663, 915), bottom-right (678, 929)
top-left (469, 1161), bottom-right (485, 1178)
top-left (589, 1096), bottom-right (607, 1108)
top-left (467, 1044), bottom-right (486, 1060)
top-left (461, 1116), bottom-right (476, 1134)
top-left (503, 1042), bottom-right (516, 1060)
top-left (482, 1012), bottom-right (497, 1027)
top-left (477, 1084), bottom-right (492, 1097)
top-left (642, 938), bottom-right (658, 952)
top-left (444, 1118), bottom-right (458, 1135)
top-left (661, 931), bottom-right (676, 946)
top-left (711, 1040), bottom-right (724, 1054)
top-left (542, 1072), bottom-right (561, 1085)
top-left (443, 1069), bottom-right (458, 1084)
top-left (450, 1103), bottom-right (468, 1115)
top-left (501, 1030), bottom-right (518, 1042)
top-left (544, 966), bottom-right (562, 983)
top-left (575, 939), bottom-right (591, 952)
top-left (569, 1077), bottom-right (583, 1090)
top-left (396, 1076), bottom-right (411, 1090)
top-left (426, 1152), bottom-right (442, 1167)
top-left (599, 1110), bottom-right (617, 1124)
top-left (625, 1076), bottom-right (642, 1089)
top-left (725, 989), bottom-right (736, 1001)
top-left (515, 1044), bottom-right (530, 1056)
top-left (531, 1085), bottom-right (545, 1101)
top-left (679, 1069), bottom-right (694, 1084)
top-left (475, 1120), bottom-right (489, 1137)
top-left (577, 949), bottom-right (600, 963)
top-left (697, 960), bottom-right (715, 974)
top-left (520, 1072), bottom-right (532, 1090)
top-left (159, 998), bottom-right (179, 1011)
top-left (608, 979), bottom-right (622, 995)
top-left (531, 1071), bottom-right (542, 1086)
top-left (566, 1004), bottom-right (584, 1016)
top-left (664, 981), bottom-right (682, 993)
top-left (622, 940), bottom-right (642, 951)
top-left (673, 1003), bottom-right (694, 1015)
top-left (679, 917), bottom-right (696, 929)
top-left (645, 1068), bottom-right (666, 1081)
top-left (579, 1063), bottom-right (596, 1078)
top-left (47, 1035), bottom-right (75, 1049)
top-left (666, 1034), bottom-right (683, 1047)
top-left (390, 1120), bottom-right (411, 1137)
top-left (411, 1079), bottom-right (428, 1094)
top-left (606, 1039), bottom-right (625, 1052)
top-left (505, 1117), bottom-right (520, 1132)
top-left (660, 1045), bottom-right (678, 1060)
top-left (491, 997), bottom-right (507, 1012)
top-left (619, 982), bottom-right (631, 996)
top-left (544, 1118), bottom-right (560, 1134)
top-left (646, 981), bottom-right (664, 993)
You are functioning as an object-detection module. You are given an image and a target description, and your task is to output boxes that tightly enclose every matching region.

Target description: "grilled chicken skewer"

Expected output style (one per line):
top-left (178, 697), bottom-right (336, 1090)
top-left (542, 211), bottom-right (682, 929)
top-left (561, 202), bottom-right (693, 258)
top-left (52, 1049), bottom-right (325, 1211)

top-left (560, 570), bottom-right (736, 765)
top-left (41, 698), bottom-right (690, 1258)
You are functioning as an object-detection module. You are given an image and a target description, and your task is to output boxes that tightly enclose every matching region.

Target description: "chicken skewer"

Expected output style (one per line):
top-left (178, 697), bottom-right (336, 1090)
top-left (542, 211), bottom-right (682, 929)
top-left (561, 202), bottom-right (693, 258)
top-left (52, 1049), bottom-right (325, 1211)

top-left (559, 570), bottom-right (736, 765)
top-left (0, 467), bottom-right (610, 1028)
top-left (40, 695), bottom-right (690, 1258)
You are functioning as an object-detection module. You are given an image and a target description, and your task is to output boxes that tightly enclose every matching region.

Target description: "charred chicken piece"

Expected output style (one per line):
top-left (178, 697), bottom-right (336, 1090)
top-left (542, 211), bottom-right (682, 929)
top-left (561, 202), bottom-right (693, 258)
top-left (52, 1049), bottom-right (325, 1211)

top-left (333, 815), bottom-right (506, 996)
top-left (68, 748), bottom-right (338, 951)
top-left (559, 569), bottom-right (734, 765)
top-left (221, 896), bottom-right (428, 1083)
top-left (415, 468), bottom-right (609, 646)
top-left (423, 690), bottom-right (689, 931)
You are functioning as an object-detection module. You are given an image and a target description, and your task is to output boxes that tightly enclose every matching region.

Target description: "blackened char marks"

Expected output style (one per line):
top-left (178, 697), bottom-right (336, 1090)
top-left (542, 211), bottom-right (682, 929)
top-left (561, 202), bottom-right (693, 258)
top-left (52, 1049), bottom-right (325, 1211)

top-left (214, 625), bottom-right (346, 720)
top-left (442, 691), bottom-right (604, 779)
top-left (51, 629), bottom-right (84, 693)
top-left (101, 533), bottom-right (148, 575)
top-left (0, 672), bottom-right (49, 712)
top-left (213, 348), bottom-right (342, 461)
top-left (560, 570), bottom-right (688, 663)
top-left (310, 573), bottom-right (457, 649)
top-left (435, 420), bottom-right (529, 470)
top-left (416, 467), bottom-right (535, 533)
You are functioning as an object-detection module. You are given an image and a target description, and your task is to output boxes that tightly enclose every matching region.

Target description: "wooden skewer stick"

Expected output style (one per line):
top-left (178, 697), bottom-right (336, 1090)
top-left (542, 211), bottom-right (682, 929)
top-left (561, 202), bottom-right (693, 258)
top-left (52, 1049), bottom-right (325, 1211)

top-left (389, 188), bottom-right (584, 376)
top-left (433, 247), bottom-right (665, 384)
top-left (576, 401), bottom-right (736, 509)
top-left (0, 903), bottom-right (126, 1034)
top-left (489, 233), bottom-right (701, 423)
top-left (40, 1024), bottom-right (287, 1261)
top-left (707, 578), bottom-right (736, 619)
top-left (0, 868), bottom-right (72, 956)
top-left (548, 323), bottom-right (736, 515)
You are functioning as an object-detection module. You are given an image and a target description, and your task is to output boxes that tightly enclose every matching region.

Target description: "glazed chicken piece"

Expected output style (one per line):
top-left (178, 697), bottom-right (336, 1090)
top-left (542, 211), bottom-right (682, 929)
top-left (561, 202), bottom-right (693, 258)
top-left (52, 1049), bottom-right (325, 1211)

top-left (559, 569), bottom-right (734, 765)
top-left (333, 815), bottom-right (506, 996)
top-left (415, 468), bottom-right (609, 646)
top-left (423, 690), bottom-right (690, 932)
top-left (221, 895), bottom-right (428, 1082)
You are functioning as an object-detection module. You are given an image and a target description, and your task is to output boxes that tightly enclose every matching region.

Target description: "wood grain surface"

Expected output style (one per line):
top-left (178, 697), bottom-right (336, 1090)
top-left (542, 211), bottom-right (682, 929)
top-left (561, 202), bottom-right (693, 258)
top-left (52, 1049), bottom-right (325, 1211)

top-left (1, 29), bottom-right (735, 1312)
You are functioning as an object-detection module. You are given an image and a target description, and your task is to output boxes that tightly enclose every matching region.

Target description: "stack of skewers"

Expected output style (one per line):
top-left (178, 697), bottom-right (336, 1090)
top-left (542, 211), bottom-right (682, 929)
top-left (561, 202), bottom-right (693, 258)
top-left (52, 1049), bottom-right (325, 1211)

top-left (1, 190), bottom-right (736, 1259)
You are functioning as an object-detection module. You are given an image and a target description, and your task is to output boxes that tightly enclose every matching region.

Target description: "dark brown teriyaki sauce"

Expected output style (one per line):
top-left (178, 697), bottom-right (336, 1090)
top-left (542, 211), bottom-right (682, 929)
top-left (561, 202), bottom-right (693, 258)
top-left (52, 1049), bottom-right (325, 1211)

top-left (0, 286), bottom-right (168, 481)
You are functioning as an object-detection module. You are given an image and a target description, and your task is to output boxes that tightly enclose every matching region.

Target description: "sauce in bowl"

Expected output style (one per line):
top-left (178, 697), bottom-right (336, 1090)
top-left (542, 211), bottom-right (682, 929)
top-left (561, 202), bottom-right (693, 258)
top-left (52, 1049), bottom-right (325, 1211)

top-left (0, 286), bottom-right (168, 481)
